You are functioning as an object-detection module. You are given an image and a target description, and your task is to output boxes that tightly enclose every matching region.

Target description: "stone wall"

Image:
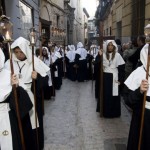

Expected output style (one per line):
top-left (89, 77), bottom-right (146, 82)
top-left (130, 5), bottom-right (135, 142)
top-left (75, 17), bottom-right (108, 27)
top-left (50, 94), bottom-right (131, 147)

top-left (5, 0), bottom-right (40, 40)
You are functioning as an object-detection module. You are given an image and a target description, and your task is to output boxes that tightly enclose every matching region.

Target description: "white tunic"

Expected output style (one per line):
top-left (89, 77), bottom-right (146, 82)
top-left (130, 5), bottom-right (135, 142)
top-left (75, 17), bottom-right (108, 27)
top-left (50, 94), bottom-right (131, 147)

top-left (0, 48), bottom-right (13, 150)
top-left (124, 43), bottom-right (150, 110)
top-left (0, 70), bottom-right (13, 150)
top-left (103, 52), bottom-right (125, 96)
top-left (5, 37), bottom-right (50, 129)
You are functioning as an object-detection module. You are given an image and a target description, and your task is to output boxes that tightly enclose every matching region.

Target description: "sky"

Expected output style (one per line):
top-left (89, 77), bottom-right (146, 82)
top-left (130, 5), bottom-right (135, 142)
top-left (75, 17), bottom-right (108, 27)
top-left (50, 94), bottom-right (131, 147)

top-left (82, 0), bottom-right (98, 18)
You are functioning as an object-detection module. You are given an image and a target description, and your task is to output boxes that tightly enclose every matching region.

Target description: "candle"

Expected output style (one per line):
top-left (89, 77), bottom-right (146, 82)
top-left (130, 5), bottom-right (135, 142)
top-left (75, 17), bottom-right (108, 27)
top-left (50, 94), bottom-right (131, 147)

top-left (5, 31), bottom-right (10, 40)
top-left (31, 36), bottom-right (35, 44)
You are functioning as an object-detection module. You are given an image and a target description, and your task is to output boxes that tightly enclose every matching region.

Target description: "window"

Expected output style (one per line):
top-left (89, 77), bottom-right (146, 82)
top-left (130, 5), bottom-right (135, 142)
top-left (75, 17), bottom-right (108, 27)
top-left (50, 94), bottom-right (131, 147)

top-left (19, 1), bottom-right (33, 39)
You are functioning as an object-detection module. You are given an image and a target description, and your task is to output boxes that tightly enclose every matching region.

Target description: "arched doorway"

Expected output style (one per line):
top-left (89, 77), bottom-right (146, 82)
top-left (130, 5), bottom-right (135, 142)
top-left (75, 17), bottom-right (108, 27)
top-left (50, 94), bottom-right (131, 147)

top-left (40, 5), bottom-right (51, 45)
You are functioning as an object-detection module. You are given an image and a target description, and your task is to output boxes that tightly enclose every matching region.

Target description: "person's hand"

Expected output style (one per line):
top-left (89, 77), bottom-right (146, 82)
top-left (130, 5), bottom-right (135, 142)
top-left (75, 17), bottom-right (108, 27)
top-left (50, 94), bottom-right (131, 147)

top-left (11, 74), bottom-right (19, 86)
top-left (140, 79), bottom-right (149, 93)
top-left (32, 71), bottom-right (37, 79)
top-left (98, 49), bottom-right (103, 56)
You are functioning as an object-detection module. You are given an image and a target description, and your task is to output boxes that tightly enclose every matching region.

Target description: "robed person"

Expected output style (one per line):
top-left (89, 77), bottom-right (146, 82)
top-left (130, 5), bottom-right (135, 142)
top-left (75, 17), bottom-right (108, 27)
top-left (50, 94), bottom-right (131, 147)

top-left (87, 45), bottom-right (99, 80)
top-left (41, 46), bottom-right (53, 100)
top-left (66, 45), bottom-right (76, 81)
top-left (124, 43), bottom-right (150, 150)
top-left (96, 40), bottom-right (125, 118)
top-left (0, 48), bottom-right (33, 149)
top-left (5, 37), bottom-right (50, 150)
top-left (52, 46), bottom-right (63, 90)
top-left (74, 42), bottom-right (88, 82)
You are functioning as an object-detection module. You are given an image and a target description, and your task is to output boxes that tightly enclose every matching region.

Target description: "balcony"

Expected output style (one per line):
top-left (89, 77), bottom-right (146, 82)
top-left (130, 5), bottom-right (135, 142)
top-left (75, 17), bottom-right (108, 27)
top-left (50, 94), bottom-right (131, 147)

top-left (95, 0), bottom-right (113, 21)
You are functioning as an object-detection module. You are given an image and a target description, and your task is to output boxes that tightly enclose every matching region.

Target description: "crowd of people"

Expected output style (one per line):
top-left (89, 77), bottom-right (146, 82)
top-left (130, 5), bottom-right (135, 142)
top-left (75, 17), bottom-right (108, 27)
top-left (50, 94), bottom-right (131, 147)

top-left (0, 34), bottom-right (150, 150)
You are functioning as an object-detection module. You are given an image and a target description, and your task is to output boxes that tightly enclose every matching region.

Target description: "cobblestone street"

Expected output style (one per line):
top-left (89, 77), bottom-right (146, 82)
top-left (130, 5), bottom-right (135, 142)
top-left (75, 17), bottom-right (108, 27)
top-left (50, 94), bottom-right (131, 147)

top-left (44, 79), bottom-right (131, 150)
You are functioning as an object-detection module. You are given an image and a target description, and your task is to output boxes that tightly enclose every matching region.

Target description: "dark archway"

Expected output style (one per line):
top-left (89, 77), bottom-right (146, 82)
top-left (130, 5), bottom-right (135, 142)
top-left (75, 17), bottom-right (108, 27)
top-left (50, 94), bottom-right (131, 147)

top-left (0, 0), bottom-right (6, 15)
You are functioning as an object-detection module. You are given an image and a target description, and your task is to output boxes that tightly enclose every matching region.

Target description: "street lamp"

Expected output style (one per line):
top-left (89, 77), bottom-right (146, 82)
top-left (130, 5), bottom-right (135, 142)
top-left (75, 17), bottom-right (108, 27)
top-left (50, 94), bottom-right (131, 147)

top-left (0, 15), bottom-right (13, 42)
top-left (29, 27), bottom-right (37, 46)
top-left (144, 22), bottom-right (150, 43)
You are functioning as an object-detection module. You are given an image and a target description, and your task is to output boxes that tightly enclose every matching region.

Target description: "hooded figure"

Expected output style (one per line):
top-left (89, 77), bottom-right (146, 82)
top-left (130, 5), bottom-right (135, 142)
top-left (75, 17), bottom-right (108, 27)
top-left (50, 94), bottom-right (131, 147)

top-left (41, 46), bottom-right (52, 87)
top-left (66, 45), bottom-right (76, 63)
top-left (41, 46), bottom-right (53, 100)
top-left (5, 37), bottom-right (49, 129)
top-left (96, 40), bottom-right (125, 118)
top-left (5, 37), bottom-right (50, 149)
top-left (65, 45), bottom-right (76, 81)
top-left (74, 42), bottom-right (88, 82)
top-left (0, 48), bottom-right (33, 149)
top-left (51, 45), bottom-right (63, 90)
top-left (124, 43), bottom-right (150, 150)
top-left (76, 42), bottom-right (87, 60)
top-left (89, 44), bottom-right (99, 59)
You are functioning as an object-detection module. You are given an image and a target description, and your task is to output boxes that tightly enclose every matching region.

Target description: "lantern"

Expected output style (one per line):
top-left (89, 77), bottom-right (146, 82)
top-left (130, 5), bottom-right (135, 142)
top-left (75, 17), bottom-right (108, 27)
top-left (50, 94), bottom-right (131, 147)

top-left (29, 27), bottom-right (37, 45)
top-left (0, 15), bottom-right (13, 42)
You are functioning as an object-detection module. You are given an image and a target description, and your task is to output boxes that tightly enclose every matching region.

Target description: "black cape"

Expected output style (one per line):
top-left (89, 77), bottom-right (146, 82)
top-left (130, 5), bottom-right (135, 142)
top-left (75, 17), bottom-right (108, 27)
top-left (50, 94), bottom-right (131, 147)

top-left (2, 86), bottom-right (33, 150)
top-left (126, 88), bottom-right (150, 150)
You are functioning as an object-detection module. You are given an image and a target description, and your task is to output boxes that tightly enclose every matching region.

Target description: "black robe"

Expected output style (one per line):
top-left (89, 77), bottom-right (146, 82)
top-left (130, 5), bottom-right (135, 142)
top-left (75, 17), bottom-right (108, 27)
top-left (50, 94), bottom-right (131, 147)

top-left (31, 74), bottom-right (48, 150)
top-left (50, 64), bottom-right (56, 97)
top-left (42, 71), bottom-right (52, 100)
top-left (74, 54), bottom-right (88, 82)
top-left (126, 88), bottom-right (150, 150)
top-left (86, 54), bottom-right (94, 80)
top-left (65, 57), bottom-right (76, 81)
top-left (93, 54), bottom-right (100, 99)
top-left (53, 58), bottom-right (63, 90)
top-left (1, 86), bottom-right (33, 150)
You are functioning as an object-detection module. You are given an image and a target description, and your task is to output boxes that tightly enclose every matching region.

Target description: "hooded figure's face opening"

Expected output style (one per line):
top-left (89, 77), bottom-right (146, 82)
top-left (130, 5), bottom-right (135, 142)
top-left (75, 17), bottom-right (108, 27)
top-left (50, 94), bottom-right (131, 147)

top-left (42, 49), bottom-right (47, 55)
top-left (13, 47), bottom-right (26, 61)
top-left (107, 42), bottom-right (115, 53)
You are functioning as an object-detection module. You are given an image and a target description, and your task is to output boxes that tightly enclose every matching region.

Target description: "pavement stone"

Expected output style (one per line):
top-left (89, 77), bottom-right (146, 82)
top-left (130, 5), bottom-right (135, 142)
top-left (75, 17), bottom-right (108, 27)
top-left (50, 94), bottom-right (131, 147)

top-left (44, 79), bottom-right (131, 150)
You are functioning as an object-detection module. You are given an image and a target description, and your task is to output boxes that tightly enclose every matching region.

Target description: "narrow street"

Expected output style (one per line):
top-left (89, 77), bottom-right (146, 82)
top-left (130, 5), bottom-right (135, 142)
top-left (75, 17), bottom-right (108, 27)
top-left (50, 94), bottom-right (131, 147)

top-left (44, 79), bottom-right (131, 150)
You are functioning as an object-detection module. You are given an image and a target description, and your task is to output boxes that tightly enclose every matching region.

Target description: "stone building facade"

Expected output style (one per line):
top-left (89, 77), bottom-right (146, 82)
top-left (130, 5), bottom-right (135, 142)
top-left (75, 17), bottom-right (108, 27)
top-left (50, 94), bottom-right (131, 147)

top-left (69, 0), bottom-right (89, 46)
top-left (0, 0), bottom-right (40, 40)
top-left (95, 0), bottom-right (150, 43)
top-left (0, 0), bottom-right (89, 46)
top-left (40, 0), bottom-right (89, 46)
top-left (40, 0), bottom-right (66, 45)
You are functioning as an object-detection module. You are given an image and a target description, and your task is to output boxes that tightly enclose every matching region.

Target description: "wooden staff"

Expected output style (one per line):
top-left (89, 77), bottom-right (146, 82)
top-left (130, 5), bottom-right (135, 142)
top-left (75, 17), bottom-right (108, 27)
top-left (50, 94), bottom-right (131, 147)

top-left (8, 42), bottom-right (26, 150)
top-left (90, 46), bottom-right (94, 91)
top-left (138, 44), bottom-right (150, 150)
top-left (39, 37), bottom-right (45, 115)
top-left (99, 20), bottom-right (104, 117)
top-left (48, 43), bottom-right (55, 97)
top-left (63, 38), bottom-right (66, 78)
top-left (31, 45), bottom-right (39, 150)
